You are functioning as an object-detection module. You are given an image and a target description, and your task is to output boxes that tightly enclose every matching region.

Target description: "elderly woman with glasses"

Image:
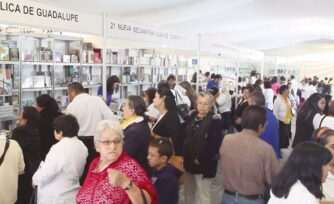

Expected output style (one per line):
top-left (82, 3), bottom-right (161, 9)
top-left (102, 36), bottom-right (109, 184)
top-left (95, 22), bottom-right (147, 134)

top-left (77, 120), bottom-right (157, 204)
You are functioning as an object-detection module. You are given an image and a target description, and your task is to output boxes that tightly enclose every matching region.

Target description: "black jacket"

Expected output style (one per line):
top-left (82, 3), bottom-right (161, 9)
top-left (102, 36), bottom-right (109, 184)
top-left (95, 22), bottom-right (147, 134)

top-left (183, 111), bottom-right (223, 178)
top-left (12, 125), bottom-right (42, 174)
top-left (123, 119), bottom-right (151, 174)
top-left (39, 109), bottom-right (63, 159)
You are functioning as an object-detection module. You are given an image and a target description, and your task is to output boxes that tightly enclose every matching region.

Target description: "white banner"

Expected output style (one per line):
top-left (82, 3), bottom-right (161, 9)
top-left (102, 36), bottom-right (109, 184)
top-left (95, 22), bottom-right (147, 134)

top-left (0, 0), bottom-right (102, 36)
top-left (107, 17), bottom-right (197, 50)
top-left (201, 37), bottom-right (239, 59)
top-left (239, 47), bottom-right (264, 61)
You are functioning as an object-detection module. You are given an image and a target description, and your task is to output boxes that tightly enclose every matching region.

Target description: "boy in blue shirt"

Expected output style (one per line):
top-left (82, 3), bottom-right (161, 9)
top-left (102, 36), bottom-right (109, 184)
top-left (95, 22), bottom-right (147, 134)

top-left (147, 138), bottom-right (182, 204)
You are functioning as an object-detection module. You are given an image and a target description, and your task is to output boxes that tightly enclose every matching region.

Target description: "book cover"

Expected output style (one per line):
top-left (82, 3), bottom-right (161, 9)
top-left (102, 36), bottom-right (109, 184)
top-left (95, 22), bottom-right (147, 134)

top-left (45, 76), bottom-right (52, 87)
top-left (87, 51), bottom-right (94, 63)
top-left (22, 50), bottom-right (33, 62)
top-left (63, 55), bottom-right (71, 63)
top-left (47, 51), bottom-right (53, 62)
top-left (33, 75), bottom-right (45, 88)
top-left (71, 55), bottom-right (78, 63)
top-left (94, 53), bottom-right (100, 63)
top-left (22, 76), bottom-right (33, 88)
top-left (40, 51), bottom-right (47, 62)
top-left (55, 51), bottom-right (63, 63)
top-left (33, 50), bottom-right (40, 62)
top-left (9, 48), bottom-right (19, 61)
top-left (0, 47), bottom-right (9, 61)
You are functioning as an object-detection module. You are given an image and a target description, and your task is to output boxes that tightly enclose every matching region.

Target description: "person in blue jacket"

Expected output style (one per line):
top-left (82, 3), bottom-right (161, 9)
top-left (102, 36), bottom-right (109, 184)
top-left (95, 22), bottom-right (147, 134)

top-left (207, 74), bottom-right (222, 89)
top-left (248, 91), bottom-right (281, 158)
top-left (148, 138), bottom-right (182, 204)
top-left (97, 75), bottom-right (120, 107)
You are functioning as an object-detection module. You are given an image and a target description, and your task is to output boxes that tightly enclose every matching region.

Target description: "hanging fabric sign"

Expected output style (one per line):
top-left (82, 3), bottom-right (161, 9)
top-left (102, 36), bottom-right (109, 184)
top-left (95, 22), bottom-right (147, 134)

top-left (107, 17), bottom-right (197, 50)
top-left (0, 0), bottom-right (102, 35)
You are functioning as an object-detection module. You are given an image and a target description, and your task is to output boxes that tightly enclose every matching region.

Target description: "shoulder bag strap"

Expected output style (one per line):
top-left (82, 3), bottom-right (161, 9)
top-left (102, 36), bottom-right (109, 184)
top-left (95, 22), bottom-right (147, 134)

top-left (319, 115), bottom-right (327, 129)
top-left (0, 138), bottom-right (10, 166)
top-left (140, 188), bottom-right (148, 204)
top-left (175, 90), bottom-right (180, 104)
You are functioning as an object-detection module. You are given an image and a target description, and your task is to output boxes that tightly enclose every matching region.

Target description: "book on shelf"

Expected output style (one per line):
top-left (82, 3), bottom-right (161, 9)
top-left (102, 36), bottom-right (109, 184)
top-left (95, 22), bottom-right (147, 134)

top-left (8, 41), bottom-right (17, 49)
top-left (33, 50), bottom-right (40, 62)
top-left (9, 48), bottom-right (19, 61)
top-left (47, 51), bottom-right (53, 62)
top-left (71, 55), bottom-right (78, 63)
top-left (63, 55), bottom-right (71, 63)
top-left (81, 51), bottom-right (87, 63)
top-left (0, 47), bottom-right (9, 61)
top-left (22, 76), bottom-right (33, 88)
top-left (55, 51), bottom-right (63, 63)
top-left (22, 50), bottom-right (33, 62)
top-left (22, 99), bottom-right (35, 107)
top-left (87, 51), bottom-right (94, 63)
top-left (33, 75), bottom-right (45, 88)
top-left (45, 76), bottom-right (52, 87)
top-left (40, 51), bottom-right (47, 62)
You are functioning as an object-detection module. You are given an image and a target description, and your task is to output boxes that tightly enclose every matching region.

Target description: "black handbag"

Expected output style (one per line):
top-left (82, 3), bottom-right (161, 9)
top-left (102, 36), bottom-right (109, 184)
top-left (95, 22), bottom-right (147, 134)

top-left (29, 186), bottom-right (38, 204)
top-left (175, 91), bottom-right (190, 119)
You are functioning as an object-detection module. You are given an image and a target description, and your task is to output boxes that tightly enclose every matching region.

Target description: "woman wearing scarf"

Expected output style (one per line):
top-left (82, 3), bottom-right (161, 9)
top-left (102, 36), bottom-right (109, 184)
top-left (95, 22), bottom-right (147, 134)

top-left (273, 85), bottom-right (292, 148)
top-left (121, 95), bottom-right (151, 174)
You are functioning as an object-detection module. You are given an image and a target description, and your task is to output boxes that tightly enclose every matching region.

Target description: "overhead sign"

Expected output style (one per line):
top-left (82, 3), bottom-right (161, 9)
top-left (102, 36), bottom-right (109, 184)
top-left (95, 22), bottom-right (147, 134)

top-left (201, 37), bottom-right (239, 59)
top-left (0, 0), bottom-right (102, 36)
top-left (239, 47), bottom-right (264, 61)
top-left (107, 17), bottom-right (197, 50)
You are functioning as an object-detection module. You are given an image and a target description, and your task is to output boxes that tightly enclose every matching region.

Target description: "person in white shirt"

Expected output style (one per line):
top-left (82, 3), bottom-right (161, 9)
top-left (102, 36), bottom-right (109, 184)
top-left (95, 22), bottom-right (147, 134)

top-left (209, 86), bottom-right (233, 133)
top-left (263, 80), bottom-right (274, 110)
top-left (33, 114), bottom-right (88, 204)
top-left (144, 87), bottom-right (160, 124)
top-left (290, 75), bottom-right (299, 98)
top-left (304, 81), bottom-right (317, 101)
top-left (66, 82), bottom-right (115, 137)
top-left (273, 85), bottom-right (292, 149)
top-left (313, 127), bottom-right (334, 201)
top-left (65, 82), bottom-right (115, 182)
top-left (313, 102), bottom-right (334, 130)
top-left (0, 133), bottom-right (25, 204)
top-left (268, 142), bottom-right (332, 204)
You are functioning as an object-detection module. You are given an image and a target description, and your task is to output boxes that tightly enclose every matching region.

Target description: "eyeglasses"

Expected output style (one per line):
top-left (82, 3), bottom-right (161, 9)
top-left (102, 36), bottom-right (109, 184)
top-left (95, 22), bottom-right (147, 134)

top-left (98, 139), bottom-right (123, 146)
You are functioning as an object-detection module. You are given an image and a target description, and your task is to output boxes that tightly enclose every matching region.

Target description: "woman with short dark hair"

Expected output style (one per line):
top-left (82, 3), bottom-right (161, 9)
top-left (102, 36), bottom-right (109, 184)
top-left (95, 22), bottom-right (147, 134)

top-left (32, 114), bottom-right (88, 204)
top-left (12, 106), bottom-right (41, 204)
top-left (268, 142), bottom-right (332, 203)
top-left (121, 95), bottom-right (151, 173)
top-left (97, 75), bottom-right (120, 107)
top-left (36, 94), bottom-right (63, 159)
top-left (144, 87), bottom-right (160, 123)
top-left (273, 85), bottom-right (292, 148)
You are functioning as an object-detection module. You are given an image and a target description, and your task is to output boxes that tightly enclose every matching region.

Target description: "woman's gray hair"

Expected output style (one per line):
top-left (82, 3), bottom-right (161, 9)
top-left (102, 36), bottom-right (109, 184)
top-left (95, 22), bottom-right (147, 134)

top-left (94, 119), bottom-right (123, 145)
top-left (198, 91), bottom-right (215, 105)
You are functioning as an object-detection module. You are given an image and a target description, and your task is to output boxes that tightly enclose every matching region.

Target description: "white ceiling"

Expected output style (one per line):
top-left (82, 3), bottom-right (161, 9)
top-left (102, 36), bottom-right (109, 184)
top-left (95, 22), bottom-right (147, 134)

top-left (30, 0), bottom-right (334, 57)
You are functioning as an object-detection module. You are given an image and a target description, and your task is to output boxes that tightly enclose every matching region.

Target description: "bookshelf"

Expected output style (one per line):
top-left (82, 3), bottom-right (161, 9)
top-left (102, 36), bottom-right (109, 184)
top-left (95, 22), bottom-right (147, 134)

top-left (105, 48), bottom-right (196, 100)
top-left (0, 32), bottom-right (104, 115)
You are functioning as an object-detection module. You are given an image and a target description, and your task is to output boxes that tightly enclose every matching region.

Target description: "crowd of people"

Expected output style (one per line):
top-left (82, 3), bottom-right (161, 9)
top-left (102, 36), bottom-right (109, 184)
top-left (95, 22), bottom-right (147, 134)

top-left (0, 72), bottom-right (333, 204)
